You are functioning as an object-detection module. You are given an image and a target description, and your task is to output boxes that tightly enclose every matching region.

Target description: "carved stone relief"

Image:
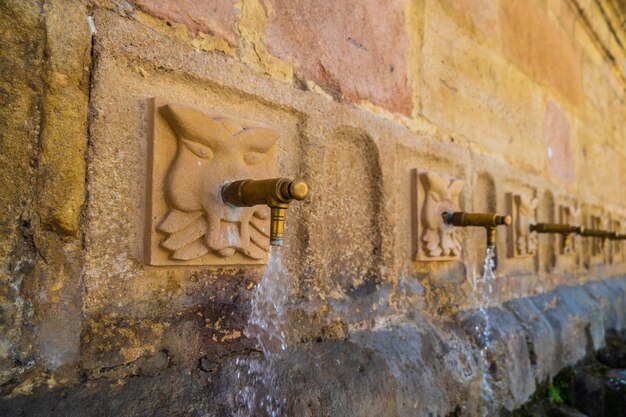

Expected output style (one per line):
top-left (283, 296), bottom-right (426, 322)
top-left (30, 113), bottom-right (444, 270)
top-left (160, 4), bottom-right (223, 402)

top-left (145, 98), bottom-right (278, 265)
top-left (412, 169), bottom-right (465, 261)
top-left (590, 214), bottom-right (606, 259)
top-left (559, 204), bottom-right (580, 254)
top-left (506, 193), bottom-right (538, 258)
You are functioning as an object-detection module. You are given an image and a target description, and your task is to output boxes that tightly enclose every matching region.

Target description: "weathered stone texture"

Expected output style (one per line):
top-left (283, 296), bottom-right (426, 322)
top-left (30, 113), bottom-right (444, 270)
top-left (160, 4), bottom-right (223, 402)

top-left (420, 1), bottom-right (544, 171)
top-left (544, 100), bottom-right (575, 183)
top-left (262, 0), bottom-right (413, 114)
top-left (130, 0), bottom-right (239, 45)
top-left (0, 0), bottom-right (625, 415)
top-left (0, 0), bottom-right (44, 388)
top-left (501, 0), bottom-right (583, 106)
top-left (38, 0), bottom-right (91, 236)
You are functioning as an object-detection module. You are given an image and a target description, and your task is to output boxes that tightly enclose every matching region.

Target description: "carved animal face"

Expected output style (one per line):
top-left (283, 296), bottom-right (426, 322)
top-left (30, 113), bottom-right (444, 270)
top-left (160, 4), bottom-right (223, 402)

top-left (157, 104), bottom-right (277, 261)
top-left (421, 172), bottom-right (464, 257)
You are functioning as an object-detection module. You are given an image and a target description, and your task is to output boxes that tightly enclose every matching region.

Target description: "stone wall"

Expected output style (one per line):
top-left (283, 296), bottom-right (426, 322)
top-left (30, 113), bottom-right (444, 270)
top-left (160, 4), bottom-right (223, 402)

top-left (0, 0), bottom-right (625, 415)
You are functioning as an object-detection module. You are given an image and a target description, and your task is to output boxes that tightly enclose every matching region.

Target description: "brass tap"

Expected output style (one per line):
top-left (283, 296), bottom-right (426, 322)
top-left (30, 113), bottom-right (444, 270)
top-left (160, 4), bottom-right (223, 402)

top-left (442, 211), bottom-right (511, 247)
top-left (530, 223), bottom-right (583, 249)
top-left (579, 228), bottom-right (611, 239)
top-left (221, 178), bottom-right (308, 246)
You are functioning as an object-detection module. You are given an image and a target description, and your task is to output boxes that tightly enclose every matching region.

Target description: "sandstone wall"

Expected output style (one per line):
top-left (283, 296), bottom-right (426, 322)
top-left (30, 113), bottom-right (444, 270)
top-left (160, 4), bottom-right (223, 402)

top-left (0, 0), bottom-right (625, 415)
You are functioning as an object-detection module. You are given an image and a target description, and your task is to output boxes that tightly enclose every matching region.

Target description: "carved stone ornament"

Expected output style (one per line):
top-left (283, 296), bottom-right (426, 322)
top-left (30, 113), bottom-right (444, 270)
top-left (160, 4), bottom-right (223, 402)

top-left (506, 193), bottom-right (538, 258)
top-left (412, 169), bottom-right (465, 261)
top-left (559, 204), bottom-right (580, 254)
top-left (590, 214), bottom-right (607, 259)
top-left (145, 98), bottom-right (278, 265)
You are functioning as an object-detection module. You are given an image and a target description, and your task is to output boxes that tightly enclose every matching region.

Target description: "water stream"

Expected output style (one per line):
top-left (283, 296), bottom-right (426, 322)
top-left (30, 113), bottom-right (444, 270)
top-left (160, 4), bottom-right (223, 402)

top-left (468, 245), bottom-right (497, 416)
top-left (235, 246), bottom-right (290, 417)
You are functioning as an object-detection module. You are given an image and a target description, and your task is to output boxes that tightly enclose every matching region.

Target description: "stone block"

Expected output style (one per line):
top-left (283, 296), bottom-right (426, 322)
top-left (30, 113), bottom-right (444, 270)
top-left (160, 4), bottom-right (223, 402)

top-left (544, 100), bottom-right (575, 184)
top-left (584, 280), bottom-right (624, 331)
top-left (446, 0), bottom-right (500, 41)
top-left (262, 0), bottom-right (412, 114)
top-left (457, 307), bottom-right (535, 409)
top-left (130, 0), bottom-right (239, 45)
top-left (557, 286), bottom-right (605, 350)
top-left (421, 0), bottom-right (544, 170)
top-left (500, 0), bottom-right (583, 106)
top-left (531, 289), bottom-right (590, 370)
top-left (0, 0), bottom-right (44, 386)
top-left (504, 297), bottom-right (559, 381)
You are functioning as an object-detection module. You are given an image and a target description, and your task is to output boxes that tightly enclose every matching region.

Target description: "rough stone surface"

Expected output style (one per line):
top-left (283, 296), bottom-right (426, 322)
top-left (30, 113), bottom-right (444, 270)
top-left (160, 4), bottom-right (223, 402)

top-left (130, 0), bottom-right (239, 45)
top-left (531, 289), bottom-right (591, 371)
top-left (504, 297), bottom-right (559, 381)
top-left (544, 100), bottom-right (575, 184)
top-left (0, 0), bottom-right (625, 415)
top-left (501, 0), bottom-right (583, 106)
top-left (457, 306), bottom-right (536, 410)
top-left (262, 0), bottom-right (413, 114)
top-left (0, 0), bottom-right (44, 389)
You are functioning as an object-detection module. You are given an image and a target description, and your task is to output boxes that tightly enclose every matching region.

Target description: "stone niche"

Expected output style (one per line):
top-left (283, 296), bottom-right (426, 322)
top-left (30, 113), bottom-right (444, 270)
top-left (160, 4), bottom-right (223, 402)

top-left (412, 169), bottom-right (465, 261)
top-left (145, 98), bottom-right (279, 266)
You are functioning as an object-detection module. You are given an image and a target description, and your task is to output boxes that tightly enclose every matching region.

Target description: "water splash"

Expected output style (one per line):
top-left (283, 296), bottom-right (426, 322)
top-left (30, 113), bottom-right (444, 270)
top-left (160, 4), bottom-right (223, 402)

top-left (468, 245), bottom-right (497, 416)
top-left (235, 246), bottom-right (290, 417)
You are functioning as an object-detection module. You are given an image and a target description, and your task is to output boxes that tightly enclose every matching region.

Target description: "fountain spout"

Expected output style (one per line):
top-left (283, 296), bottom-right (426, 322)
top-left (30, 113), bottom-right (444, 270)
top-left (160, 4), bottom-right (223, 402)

top-left (530, 223), bottom-right (583, 249)
top-left (579, 228), bottom-right (612, 239)
top-left (442, 211), bottom-right (511, 247)
top-left (221, 178), bottom-right (308, 246)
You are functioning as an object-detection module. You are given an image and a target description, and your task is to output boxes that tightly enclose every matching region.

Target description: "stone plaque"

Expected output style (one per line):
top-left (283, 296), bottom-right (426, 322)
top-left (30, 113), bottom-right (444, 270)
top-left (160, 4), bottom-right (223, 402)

top-left (506, 192), bottom-right (538, 258)
top-left (412, 169), bottom-right (465, 261)
top-left (145, 98), bottom-right (278, 266)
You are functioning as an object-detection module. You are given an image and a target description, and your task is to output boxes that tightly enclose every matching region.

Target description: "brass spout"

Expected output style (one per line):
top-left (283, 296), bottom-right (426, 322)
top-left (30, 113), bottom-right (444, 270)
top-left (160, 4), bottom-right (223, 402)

top-left (442, 211), bottom-right (511, 247)
top-left (579, 228), bottom-right (611, 239)
top-left (530, 223), bottom-right (581, 235)
top-left (221, 177), bottom-right (308, 246)
top-left (530, 223), bottom-right (582, 250)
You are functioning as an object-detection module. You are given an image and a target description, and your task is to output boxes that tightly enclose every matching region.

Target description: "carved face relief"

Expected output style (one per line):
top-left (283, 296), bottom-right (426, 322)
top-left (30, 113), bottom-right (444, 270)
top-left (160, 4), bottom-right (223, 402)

top-left (591, 215), bottom-right (607, 258)
top-left (560, 204), bottom-right (580, 254)
top-left (506, 192), bottom-right (537, 258)
top-left (515, 195), bottom-right (538, 255)
top-left (146, 100), bottom-right (279, 265)
top-left (413, 170), bottom-right (464, 260)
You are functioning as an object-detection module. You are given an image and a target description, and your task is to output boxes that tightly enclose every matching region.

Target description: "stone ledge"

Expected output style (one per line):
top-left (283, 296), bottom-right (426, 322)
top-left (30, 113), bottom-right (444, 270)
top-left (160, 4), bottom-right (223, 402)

top-left (2, 275), bottom-right (625, 416)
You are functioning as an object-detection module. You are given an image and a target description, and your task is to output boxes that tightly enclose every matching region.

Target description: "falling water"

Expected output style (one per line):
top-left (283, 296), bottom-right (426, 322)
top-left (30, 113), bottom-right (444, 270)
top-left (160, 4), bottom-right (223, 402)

top-left (235, 246), bottom-right (290, 417)
top-left (468, 245), bottom-right (497, 416)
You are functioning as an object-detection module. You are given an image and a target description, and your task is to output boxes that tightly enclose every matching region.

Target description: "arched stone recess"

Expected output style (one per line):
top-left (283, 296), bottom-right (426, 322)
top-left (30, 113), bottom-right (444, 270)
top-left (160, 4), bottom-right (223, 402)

top-left (319, 126), bottom-right (384, 297)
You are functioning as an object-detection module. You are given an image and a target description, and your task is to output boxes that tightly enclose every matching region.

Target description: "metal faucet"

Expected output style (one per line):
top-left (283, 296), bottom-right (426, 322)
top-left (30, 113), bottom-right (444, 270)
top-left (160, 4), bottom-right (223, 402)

top-left (442, 211), bottom-right (511, 247)
top-left (221, 178), bottom-right (308, 246)
top-left (530, 223), bottom-right (583, 249)
top-left (578, 228), bottom-right (612, 239)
